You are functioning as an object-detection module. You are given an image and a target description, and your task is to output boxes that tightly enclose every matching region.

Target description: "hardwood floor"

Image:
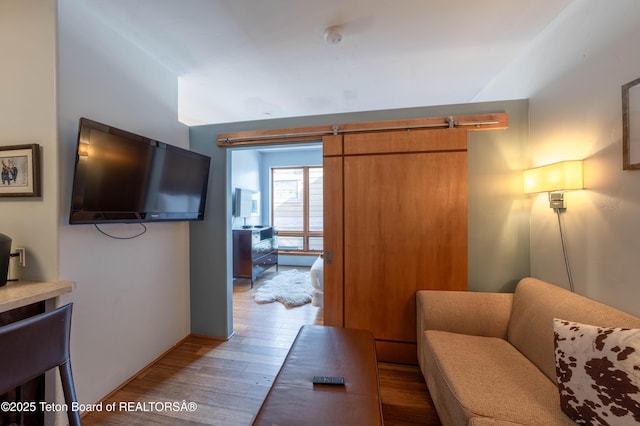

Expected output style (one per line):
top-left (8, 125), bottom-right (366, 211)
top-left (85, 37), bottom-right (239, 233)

top-left (82, 266), bottom-right (440, 425)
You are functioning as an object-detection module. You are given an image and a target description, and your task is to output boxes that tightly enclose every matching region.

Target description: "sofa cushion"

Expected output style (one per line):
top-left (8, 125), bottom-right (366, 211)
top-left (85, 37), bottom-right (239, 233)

top-left (416, 290), bottom-right (513, 339)
top-left (508, 278), bottom-right (640, 383)
top-left (553, 318), bottom-right (640, 425)
top-left (423, 330), bottom-right (575, 425)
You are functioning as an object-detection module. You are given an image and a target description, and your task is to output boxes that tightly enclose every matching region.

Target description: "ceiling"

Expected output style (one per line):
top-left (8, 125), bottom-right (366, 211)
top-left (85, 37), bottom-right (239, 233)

top-left (84, 0), bottom-right (574, 126)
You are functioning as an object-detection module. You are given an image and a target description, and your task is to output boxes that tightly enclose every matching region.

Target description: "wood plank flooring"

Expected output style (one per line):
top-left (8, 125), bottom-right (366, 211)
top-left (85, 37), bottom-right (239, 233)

top-left (82, 266), bottom-right (440, 425)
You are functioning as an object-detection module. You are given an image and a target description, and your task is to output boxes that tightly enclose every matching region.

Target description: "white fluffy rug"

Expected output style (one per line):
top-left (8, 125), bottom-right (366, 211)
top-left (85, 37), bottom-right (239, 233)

top-left (253, 269), bottom-right (313, 308)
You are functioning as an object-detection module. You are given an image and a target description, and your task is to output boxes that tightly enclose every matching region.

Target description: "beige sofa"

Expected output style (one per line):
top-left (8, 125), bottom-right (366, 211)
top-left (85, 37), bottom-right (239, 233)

top-left (416, 277), bottom-right (640, 425)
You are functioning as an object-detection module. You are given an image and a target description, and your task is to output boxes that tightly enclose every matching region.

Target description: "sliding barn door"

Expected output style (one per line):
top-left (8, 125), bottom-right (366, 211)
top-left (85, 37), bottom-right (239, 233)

top-left (323, 128), bottom-right (468, 364)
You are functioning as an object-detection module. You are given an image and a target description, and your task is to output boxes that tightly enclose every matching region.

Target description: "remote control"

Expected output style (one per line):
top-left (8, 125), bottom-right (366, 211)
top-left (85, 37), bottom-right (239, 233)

top-left (312, 376), bottom-right (345, 385)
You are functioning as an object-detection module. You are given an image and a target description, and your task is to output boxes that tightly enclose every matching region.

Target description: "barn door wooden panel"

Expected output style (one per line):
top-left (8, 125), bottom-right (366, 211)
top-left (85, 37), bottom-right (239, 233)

top-left (322, 134), bottom-right (344, 327)
top-left (343, 128), bottom-right (467, 363)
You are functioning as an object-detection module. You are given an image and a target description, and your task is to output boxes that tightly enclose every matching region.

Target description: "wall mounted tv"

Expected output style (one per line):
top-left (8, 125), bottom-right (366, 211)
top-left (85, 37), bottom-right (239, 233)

top-left (233, 188), bottom-right (259, 218)
top-left (69, 118), bottom-right (211, 224)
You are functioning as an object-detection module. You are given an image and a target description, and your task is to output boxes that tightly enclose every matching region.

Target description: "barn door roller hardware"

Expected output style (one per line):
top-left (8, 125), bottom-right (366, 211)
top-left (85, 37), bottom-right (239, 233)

top-left (217, 112), bottom-right (508, 146)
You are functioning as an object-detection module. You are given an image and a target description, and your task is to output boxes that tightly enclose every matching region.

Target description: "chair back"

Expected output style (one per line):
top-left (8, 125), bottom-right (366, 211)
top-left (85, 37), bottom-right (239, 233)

top-left (0, 303), bottom-right (80, 425)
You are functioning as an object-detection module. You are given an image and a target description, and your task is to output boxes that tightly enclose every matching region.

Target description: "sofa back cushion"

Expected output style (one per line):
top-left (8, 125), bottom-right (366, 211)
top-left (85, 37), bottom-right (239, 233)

top-left (507, 277), bottom-right (640, 383)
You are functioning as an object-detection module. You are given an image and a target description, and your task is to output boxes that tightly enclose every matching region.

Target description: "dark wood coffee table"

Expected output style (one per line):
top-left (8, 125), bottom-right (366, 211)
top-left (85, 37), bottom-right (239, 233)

top-left (252, 325), bottom-right (383, 425)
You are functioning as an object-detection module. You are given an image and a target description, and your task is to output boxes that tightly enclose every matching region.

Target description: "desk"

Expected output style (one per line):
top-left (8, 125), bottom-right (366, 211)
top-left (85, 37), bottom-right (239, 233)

top-left (0, 280), bottom-right (75, 313)
top-left (0, 280), bottom-right (74, 425)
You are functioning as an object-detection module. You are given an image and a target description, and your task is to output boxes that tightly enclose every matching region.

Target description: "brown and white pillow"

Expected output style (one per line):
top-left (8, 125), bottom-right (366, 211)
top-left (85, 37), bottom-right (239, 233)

top-left (553, 318), bottom-right (640, 425)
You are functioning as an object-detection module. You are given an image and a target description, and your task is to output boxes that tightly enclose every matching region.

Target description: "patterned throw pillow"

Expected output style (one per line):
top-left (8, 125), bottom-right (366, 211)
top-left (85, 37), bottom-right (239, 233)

top-left (553, 318), bottom-right (640, 425)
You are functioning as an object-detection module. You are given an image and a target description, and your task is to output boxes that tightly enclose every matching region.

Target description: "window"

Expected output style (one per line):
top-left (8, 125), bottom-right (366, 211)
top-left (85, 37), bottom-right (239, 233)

top-left (271, 166), bottom-right (323, 253)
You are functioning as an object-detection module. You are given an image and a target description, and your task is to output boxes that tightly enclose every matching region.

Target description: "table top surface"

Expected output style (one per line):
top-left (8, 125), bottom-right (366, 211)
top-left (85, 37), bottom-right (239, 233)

top-left (0, 280), bottom-right (75, 313)
top-left (253, 325), bottom-right (383, 426)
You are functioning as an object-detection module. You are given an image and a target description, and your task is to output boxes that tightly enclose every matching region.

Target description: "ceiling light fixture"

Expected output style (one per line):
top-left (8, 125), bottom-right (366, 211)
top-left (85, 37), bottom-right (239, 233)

top-left (324, 26), bottom-right (342, 45)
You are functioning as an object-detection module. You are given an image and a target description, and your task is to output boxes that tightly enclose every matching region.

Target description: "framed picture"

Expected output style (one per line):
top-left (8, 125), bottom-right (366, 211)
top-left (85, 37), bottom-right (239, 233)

top-left (0, 144), bottom-right (41, 197)
top-left (622, 77), bottom-right (640, 170)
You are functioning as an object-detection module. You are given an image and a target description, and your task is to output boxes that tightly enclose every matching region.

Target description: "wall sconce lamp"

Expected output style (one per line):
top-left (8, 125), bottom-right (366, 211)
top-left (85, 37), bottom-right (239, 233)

top-left (522, 160), bottom-right (583, 293)
top-left (523, 160), bottom-right (583, 209)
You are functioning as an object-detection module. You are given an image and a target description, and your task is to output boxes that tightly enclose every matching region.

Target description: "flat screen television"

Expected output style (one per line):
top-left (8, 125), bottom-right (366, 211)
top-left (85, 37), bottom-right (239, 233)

top-left (233, 188), bottom-right (259, 218)
top-left (69, 118), bottom-right (211, 224)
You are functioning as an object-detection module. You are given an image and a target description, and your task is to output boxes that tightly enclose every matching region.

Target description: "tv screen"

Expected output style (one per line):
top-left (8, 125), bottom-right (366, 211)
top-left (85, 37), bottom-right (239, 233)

top-left (233, 188), bottom-right (259, 218)
top-left (69, 118), bottom-right (211, 224)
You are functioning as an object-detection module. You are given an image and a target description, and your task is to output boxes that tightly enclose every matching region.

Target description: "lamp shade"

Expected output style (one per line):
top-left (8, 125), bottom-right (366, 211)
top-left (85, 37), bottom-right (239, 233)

top-left (523, 160), bottom-right (583, 194)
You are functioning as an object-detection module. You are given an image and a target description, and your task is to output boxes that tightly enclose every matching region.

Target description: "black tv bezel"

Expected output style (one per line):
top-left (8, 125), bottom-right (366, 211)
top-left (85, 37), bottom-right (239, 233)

top-left (68, 118), bottom-right (210, 225)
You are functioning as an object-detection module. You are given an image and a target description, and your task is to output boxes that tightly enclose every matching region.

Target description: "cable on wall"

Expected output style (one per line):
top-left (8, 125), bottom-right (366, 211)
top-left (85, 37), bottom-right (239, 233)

top-left (94, 223), bottom-right (147, 239)
top-left (555, 209), bottom-right (575, 292)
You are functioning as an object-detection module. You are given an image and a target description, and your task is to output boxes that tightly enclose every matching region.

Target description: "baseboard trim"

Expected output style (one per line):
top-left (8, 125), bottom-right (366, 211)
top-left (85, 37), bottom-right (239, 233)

top-left (189, 331), bottom-right (235, 341)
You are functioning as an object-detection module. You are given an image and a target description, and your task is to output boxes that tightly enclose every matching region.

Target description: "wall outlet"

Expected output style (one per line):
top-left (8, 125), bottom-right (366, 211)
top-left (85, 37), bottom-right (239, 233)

top-left (15, 247), bottom-right (25, 267)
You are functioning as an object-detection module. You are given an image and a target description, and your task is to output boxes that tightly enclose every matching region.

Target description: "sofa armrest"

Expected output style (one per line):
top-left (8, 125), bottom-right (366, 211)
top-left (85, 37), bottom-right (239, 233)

top-left (416, 290), bottom-right (513, 339)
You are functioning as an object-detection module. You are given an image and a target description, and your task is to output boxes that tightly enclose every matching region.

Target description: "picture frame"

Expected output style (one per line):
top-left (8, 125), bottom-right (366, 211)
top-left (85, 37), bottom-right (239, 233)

top-left (0, 144), bottom-right (41, 197)
top-left (622, 77), bottom-right (640, 170)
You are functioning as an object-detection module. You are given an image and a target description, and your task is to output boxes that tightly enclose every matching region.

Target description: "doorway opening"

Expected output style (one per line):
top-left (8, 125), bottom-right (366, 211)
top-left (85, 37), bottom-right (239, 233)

top-left (230, 143), bottom-right (324, 339)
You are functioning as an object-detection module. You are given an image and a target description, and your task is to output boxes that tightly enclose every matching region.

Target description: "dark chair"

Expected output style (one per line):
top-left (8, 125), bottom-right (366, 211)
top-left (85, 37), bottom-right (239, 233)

top-left (0, 303), bottom-right (81, 426)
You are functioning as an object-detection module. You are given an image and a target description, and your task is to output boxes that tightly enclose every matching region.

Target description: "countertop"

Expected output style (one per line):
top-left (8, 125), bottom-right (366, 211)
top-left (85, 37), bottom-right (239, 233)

top-left (0, 280), bottom-right (75, 313)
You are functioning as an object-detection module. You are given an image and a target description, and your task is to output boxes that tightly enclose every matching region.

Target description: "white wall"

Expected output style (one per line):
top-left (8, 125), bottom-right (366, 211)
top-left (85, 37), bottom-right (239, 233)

top-left (57, 0), bottom-right (191, 408)
top-left (0, 0), bottom-right (58, 281)
top-left (476, 0), bottom-right (640, 317)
